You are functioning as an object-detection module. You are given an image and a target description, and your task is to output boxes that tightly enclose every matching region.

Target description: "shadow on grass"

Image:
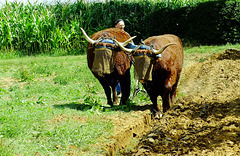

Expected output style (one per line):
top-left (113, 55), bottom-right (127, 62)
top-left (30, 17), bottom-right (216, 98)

top-left (54, 102), bottom-right (153, 113)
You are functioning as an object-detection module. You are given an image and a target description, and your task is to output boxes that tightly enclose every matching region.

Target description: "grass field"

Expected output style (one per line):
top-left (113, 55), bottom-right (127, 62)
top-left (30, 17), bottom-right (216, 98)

top-left (0, 53), bottom-right (151, 155)
top-left (0, 43), bottom-right (239, 155)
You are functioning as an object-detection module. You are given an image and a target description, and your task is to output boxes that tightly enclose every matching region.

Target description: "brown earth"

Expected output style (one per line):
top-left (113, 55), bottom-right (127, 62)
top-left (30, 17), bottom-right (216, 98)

top-left (103, 49), bottom-right (240, 156)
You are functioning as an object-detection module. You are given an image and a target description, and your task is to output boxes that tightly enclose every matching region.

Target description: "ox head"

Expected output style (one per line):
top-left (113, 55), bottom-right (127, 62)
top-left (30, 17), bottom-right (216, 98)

top-left (114, 38), bottom-right (176, 83)
top-left (80, 28), bottom-right (136, 76)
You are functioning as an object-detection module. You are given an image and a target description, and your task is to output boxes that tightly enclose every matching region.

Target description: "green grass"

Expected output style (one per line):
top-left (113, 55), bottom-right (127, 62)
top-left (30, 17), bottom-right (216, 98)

top-left (0, 54), bottom-right (150, 155)
top-left (184, 43), bottom-right (240, 54)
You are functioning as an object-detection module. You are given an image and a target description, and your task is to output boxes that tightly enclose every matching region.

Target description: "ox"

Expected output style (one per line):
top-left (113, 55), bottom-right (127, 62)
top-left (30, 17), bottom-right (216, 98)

top-left (115, 34), bottom-right (184, 117)
top-left (80, 28), bottom-right (135, 106)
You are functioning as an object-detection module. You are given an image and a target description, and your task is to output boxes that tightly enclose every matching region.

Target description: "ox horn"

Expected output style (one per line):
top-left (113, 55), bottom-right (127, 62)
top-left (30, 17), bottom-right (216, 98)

top-left (113, 38), bottom-right (133, 53)
top-left (80, 27), bottom-right (97, 44)
top-left (153, 43), bottom-right (177, 54)
top-left (122, 36), bottom-right (137, 46)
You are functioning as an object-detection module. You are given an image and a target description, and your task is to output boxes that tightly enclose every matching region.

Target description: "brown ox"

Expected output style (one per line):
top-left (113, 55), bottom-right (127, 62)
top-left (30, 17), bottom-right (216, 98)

top-left (80, 28), bottom-right (135, 106)
top-left (115, 34), bottom-right (184, 117)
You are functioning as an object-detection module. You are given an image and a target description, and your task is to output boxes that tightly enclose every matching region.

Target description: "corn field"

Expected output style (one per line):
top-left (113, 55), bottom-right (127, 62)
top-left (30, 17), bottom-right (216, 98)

top-left (0, 0), bottom-right (238, 55)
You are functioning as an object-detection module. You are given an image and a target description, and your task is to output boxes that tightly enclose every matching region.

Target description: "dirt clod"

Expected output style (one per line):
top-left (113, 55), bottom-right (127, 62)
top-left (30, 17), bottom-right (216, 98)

top-left (115, 49), bottom-right (240, 155)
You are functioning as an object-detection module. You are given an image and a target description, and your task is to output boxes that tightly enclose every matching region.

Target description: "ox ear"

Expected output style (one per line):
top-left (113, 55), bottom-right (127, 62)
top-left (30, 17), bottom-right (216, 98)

top-left (153, 43), bottom-right (177, 54)
top-left (80, 27), bottom-right (97, 45)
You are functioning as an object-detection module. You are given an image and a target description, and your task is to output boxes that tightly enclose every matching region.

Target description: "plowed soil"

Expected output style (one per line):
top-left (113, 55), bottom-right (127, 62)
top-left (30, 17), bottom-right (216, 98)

top-left (104, 49), bottom-right (240, 156)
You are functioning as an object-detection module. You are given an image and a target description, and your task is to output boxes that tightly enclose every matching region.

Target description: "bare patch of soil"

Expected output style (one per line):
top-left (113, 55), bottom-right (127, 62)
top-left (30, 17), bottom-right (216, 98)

top-left (49, 114), bottom-right (89, 124)
top-left (0, 77), bottom-right (17, 88)
top-left (104, 110), bottom-right (152, 155)
top-left (104, 49), bottom-right (240, 155)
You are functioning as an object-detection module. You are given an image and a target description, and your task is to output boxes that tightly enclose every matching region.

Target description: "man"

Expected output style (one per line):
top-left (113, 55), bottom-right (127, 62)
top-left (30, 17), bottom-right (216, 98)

top-left (115, 19), bottom-right (133, 42)
top-left (115, 19), bottom-right (125, 30)
top-left (114, 19), bottom-right (144, 97)
top-left (114, 19), bottom-right (126, 95)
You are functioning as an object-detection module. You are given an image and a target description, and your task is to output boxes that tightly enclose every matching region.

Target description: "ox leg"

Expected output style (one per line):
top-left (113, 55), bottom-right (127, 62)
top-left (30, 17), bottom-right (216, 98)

top-left (171, 77), bottom-right (180, 104)
top-left (111, 84), bottom-right (118, 104)
top-left (170, 83), bottom-right (177, 104)
top-left (119, 69), bottom-right (131, 105)
top-left (149, 95), bottom-right (162, 118)
top-left (98, 80), bottom-right (113, 107)
top-left (162, 92), bottom-right (171, 113)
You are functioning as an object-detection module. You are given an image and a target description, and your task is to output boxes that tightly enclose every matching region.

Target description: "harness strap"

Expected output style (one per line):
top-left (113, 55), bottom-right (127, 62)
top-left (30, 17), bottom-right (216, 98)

top-left (132, 53), bottom-right (154, 57)
top-left (95, 45), bottom-right (115, 50)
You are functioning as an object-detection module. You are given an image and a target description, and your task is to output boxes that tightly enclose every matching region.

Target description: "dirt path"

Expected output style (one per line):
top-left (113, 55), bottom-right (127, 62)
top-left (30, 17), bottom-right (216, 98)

top-left (104, 49), bottom-right (240, 155)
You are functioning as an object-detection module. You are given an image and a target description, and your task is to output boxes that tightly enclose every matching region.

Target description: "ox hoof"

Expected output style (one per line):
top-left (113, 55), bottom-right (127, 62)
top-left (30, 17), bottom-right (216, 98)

top-left (119, 100), bottom-right (127, 105)
top-left (113, 99), bottom-right (118, 105)
top-left (154, 113), bottom-right (163, 119)
top-left (152, 110), bottom-right (163, 119)
top-left (108, 101), bottom-right (114, 107)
